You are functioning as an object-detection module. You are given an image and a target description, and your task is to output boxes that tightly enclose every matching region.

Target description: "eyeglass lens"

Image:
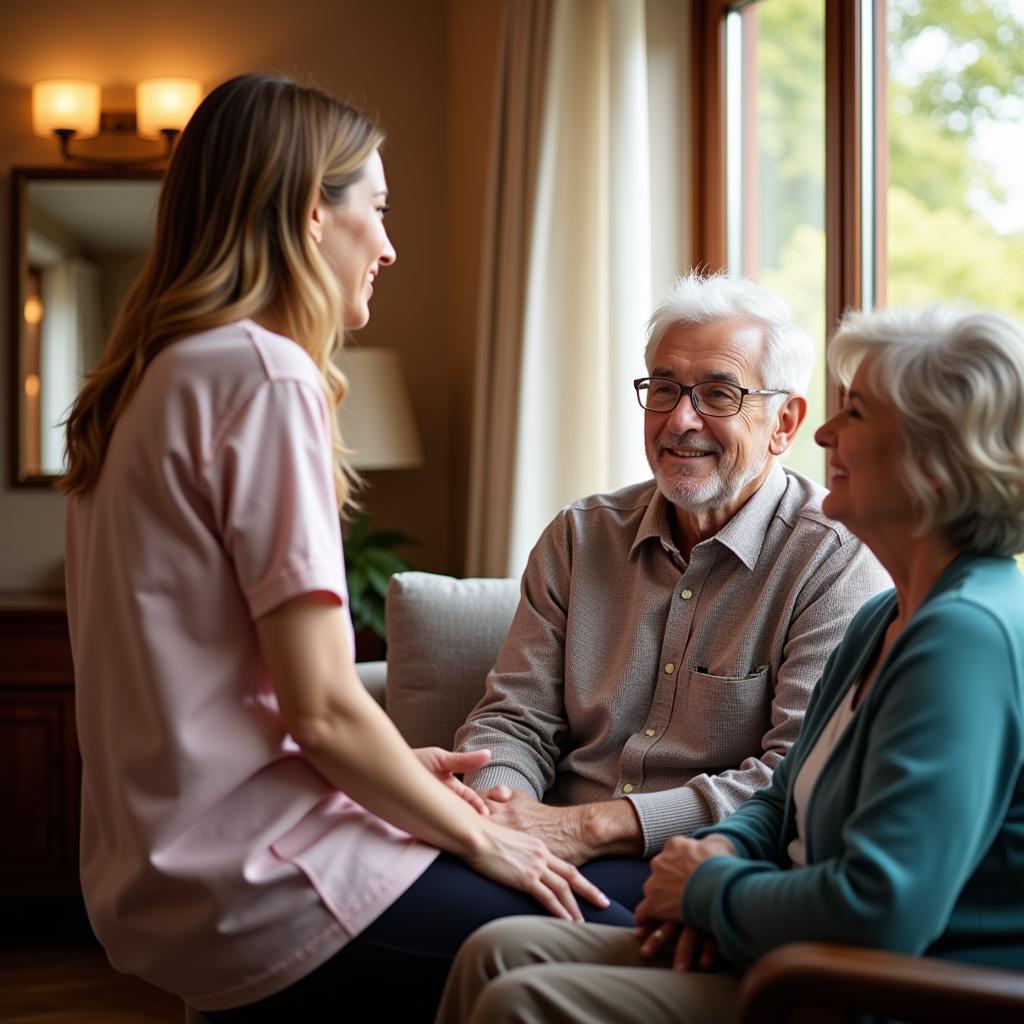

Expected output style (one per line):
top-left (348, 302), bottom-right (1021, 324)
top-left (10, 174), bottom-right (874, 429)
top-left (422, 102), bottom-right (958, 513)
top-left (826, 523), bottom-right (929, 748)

top-left (638, 379), bottom-right (744, 416)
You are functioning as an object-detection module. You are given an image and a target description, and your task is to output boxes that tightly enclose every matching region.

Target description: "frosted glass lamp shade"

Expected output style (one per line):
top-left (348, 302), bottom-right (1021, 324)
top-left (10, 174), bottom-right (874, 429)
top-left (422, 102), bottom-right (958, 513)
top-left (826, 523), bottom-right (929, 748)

top-left (136, 78), bottom-right (202, 138)
top-left (32, 80), bottom-right (101, 138)
top-left (337, 349), bottom-right (423, 470)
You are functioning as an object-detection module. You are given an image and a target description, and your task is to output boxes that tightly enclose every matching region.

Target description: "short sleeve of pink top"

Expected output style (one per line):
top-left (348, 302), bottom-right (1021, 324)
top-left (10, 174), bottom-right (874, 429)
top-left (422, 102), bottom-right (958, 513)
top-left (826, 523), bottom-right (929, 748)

top-left (65, 321), bottom-right (437, 1012)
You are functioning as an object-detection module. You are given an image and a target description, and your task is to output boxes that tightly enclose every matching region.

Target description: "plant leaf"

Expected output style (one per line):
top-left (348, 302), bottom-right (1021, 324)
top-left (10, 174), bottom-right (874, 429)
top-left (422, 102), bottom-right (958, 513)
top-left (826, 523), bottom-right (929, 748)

top-left (365, 530), bottom-right (416, 549)
top-left (363, 549), bottom-right (411, 576)
top-left (345, 513), bottom-right (371, 548)
top-left (366, 564), bottom-right (393, 598)
top-left (365, 601), bottom-right (387, 641)
top-left (346, 564), bottom-right (369, 598)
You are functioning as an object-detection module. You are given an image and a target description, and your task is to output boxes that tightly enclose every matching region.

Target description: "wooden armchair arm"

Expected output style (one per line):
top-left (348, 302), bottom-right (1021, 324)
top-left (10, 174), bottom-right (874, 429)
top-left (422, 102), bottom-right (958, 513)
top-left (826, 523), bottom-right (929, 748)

top-left (737, 942), bottom-right (1024, 1024)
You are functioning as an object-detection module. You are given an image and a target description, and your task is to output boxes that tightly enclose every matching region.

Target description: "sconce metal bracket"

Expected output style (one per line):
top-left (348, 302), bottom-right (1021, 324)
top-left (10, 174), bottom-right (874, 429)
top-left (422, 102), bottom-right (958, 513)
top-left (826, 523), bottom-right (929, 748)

top-left (54, 125), bottom-right (178, 168)
top-left (99, 110), bottom-right (138, 134)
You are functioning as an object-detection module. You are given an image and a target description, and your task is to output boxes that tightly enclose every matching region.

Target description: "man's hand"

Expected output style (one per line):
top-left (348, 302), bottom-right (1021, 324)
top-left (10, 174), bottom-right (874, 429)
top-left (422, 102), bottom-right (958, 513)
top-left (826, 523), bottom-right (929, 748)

top-left (414, 747), bottom-right (491, 816)
top-left (635, 834), bottom-right (737, 924)
top-left (482, 787), bottom-right (642, 864)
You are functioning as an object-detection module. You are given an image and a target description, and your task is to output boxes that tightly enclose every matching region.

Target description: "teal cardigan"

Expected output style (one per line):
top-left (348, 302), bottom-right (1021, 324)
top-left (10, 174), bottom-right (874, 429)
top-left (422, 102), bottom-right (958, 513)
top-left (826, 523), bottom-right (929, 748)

top-left (684, 553), bottom-right (1024, 971)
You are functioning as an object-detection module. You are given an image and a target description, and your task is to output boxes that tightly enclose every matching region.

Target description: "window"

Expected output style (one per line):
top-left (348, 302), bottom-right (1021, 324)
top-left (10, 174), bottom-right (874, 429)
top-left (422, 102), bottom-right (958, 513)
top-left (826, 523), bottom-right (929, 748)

top-left (693, 1), bottom-right (1024, 482)
top-left (722, 0), bottom-right (827, 481)
top-left (885, 0), bottom-right (1024, 321)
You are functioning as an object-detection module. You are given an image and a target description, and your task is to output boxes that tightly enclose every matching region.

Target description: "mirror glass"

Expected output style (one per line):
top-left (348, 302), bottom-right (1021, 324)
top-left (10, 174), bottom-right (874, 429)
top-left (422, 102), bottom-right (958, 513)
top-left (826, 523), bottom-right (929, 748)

top-left (11, 169), bottom-right (162, 484)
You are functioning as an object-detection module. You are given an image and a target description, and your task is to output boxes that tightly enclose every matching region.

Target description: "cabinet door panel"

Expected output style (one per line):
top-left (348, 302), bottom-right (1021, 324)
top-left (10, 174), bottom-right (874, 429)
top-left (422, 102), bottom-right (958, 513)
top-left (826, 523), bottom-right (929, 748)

top-left (0, 689), bottom-right (79, 893)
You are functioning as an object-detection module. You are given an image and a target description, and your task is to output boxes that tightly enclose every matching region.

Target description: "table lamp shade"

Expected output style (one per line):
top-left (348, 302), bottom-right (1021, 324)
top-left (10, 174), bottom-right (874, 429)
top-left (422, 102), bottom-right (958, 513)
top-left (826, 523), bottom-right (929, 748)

top-left (337, 348), bottom-right (423, 470)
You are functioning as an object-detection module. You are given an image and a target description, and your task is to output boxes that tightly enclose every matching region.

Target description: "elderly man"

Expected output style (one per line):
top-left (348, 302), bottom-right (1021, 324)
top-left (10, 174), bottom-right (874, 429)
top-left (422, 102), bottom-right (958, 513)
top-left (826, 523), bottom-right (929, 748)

top-left (453, 272), bottom-right (889, 914)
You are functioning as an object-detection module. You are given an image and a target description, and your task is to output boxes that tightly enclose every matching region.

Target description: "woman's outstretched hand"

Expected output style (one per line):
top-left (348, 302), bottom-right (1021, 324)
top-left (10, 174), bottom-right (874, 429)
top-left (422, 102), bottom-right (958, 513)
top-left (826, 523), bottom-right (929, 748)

top-left (413, 747), bottom-right (492, 816)
top-left (465, 822), bottom-right (610, 922)
top-left (412, 746), bottom-right (609, 918)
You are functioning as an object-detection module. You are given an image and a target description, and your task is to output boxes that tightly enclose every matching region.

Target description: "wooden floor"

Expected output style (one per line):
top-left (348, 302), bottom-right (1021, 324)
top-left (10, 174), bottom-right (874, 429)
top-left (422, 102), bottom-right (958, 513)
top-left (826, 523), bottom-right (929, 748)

top-left (0, 945), bottom-right (182, 1024)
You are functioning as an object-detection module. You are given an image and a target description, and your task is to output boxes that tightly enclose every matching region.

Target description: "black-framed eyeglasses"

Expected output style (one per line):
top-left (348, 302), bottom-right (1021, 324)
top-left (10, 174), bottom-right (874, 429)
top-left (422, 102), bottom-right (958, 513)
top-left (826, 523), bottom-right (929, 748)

top-left (633, 377), bottom-right (789, 418)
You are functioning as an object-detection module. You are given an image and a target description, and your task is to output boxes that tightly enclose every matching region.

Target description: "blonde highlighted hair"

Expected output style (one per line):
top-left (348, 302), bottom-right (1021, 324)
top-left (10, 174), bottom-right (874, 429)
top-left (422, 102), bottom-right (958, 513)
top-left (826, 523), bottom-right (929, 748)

top-left (61, 72), bottom-right (384, 511)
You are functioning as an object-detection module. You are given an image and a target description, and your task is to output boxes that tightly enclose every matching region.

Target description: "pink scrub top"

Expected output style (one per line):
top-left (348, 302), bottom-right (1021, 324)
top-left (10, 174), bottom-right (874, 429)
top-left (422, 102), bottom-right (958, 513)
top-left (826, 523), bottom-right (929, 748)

top-left (65, 321), bottom-right (437, 1011)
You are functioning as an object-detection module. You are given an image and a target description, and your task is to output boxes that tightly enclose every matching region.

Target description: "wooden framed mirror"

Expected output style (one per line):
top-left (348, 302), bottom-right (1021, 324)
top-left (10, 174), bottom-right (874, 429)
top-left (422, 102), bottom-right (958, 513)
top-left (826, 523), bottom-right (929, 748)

top-left (9, 167), bottom-right (162, 486)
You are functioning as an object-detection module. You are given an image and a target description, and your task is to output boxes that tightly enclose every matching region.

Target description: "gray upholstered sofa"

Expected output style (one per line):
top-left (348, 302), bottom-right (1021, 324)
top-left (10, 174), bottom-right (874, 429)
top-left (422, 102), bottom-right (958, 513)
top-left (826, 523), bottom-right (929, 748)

top-left (356, 571), bottom-right (520, 748)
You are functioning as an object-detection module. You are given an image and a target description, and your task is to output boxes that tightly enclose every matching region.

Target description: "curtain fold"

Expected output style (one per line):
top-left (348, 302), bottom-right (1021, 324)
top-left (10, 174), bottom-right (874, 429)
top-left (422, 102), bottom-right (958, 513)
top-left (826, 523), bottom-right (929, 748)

top-left (508, 0), bottom-right (655, 575)
top-left (466, 0), bottom-right (691, 577)
top-left (464, 0), bottom-right (554, 578)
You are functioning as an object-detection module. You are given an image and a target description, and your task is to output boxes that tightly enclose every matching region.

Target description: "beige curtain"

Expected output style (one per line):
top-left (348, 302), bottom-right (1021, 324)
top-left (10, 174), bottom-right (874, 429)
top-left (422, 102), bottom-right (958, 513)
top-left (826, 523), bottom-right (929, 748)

top-left (466, 0), bottom-right (691, 578)
top-left (464, 0), bottom-right (554, 578)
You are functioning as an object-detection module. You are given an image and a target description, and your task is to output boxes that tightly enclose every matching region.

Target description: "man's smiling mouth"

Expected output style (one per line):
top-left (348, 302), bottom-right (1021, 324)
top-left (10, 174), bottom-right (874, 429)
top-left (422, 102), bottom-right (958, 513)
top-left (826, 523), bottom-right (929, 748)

top-left (660, 445), bottom-right (718, 459)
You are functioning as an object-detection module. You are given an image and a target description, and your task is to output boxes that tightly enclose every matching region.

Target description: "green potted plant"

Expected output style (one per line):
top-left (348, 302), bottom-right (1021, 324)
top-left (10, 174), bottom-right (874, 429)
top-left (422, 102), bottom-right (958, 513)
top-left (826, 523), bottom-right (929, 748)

top-left (344, 513), bottom-right (415, 657)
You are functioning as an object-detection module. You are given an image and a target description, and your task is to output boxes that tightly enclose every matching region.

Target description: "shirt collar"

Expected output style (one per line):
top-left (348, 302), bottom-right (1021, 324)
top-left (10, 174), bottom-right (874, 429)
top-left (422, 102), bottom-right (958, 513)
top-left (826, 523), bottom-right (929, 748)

top-left (713, 463), bottom-right (787, 569)
top-left (630, 463), bottom-right (787, 570)
top-left (630, 486), bottom-right (679, 559)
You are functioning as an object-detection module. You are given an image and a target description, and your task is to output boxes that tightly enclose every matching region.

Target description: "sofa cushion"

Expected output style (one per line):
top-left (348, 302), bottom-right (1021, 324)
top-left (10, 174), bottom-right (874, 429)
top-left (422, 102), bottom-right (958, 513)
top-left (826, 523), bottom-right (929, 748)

top-left (384, 572), bottom-right (520, 749)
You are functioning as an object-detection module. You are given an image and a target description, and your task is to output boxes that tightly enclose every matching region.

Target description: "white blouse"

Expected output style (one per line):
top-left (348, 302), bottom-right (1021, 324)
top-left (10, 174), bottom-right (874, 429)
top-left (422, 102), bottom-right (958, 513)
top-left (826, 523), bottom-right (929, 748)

top-left (787, 684), bottom-right (861, 867)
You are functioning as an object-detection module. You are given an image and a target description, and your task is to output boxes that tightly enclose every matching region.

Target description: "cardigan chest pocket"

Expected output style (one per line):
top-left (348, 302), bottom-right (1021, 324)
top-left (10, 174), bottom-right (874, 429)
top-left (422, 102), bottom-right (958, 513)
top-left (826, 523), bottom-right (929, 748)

top-left (672, 666), bottom-right (771, 766)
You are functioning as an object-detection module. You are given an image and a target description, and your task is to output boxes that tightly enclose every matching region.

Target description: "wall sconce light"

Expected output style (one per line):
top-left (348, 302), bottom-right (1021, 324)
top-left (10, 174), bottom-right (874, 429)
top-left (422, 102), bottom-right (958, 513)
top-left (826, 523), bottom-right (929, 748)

top-left (32, 78), bottom-right (202, 166)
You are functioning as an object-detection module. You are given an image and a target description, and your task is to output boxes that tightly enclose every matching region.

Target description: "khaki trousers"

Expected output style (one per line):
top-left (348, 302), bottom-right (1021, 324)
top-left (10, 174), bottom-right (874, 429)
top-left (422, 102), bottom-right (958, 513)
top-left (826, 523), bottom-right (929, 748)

top-left (436, 917), bottom-right (740, 1024)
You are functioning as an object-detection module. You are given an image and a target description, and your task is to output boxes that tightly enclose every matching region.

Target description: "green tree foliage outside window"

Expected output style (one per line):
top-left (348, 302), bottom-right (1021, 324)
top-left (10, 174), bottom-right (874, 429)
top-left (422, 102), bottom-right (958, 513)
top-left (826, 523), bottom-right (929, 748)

top-left (886, 0), bottom-right (1024, 321)
top-left (753, 0), bottom-right (1024, 324)
top-left (731, 0), bottom-right (827, 482)
top-left (745, 0), bottom-right (1024, 560)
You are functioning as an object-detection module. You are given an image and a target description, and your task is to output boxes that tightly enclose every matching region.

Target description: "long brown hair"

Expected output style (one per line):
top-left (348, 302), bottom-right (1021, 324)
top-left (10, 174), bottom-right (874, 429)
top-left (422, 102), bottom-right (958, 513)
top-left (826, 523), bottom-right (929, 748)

top-left (61, 72), bottom-right (383, 510)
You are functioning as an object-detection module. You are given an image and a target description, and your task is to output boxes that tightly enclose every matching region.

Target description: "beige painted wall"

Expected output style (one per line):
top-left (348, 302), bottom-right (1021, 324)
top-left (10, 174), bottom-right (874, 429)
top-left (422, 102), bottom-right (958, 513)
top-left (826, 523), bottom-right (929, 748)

top-left (0, 0), bottom-right (503, 591)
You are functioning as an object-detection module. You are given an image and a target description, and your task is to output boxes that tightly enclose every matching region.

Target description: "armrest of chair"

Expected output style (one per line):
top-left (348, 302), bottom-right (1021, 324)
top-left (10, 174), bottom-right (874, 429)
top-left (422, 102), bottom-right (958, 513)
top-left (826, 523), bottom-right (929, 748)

top-left (738, 942), bottom-right (1024, 1024)
top-left (355, 660), bottom-right (387, 709)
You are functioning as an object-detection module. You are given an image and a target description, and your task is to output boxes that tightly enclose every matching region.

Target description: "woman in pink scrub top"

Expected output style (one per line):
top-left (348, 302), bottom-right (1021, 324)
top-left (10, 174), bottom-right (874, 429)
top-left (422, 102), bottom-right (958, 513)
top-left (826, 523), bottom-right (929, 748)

top-left (61, 73), bottom-right (615, 1023)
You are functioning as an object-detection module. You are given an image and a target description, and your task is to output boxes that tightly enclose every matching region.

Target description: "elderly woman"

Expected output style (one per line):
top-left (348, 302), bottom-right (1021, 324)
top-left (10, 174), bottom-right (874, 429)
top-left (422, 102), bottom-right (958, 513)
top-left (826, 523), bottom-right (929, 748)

top-left (436, 303), bottom-right (1024, 1024)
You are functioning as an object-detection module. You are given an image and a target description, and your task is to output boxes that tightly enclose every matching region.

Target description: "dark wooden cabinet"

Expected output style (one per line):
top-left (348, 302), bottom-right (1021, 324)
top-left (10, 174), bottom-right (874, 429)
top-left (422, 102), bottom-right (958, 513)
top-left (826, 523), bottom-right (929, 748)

top-left (0, 597), bottom-right (80, 897)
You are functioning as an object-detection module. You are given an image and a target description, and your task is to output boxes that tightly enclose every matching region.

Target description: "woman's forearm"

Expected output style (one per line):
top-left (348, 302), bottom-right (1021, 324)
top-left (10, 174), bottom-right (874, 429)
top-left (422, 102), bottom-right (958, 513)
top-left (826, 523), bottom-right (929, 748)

top-left (254, 596), bottom-right (612, 919)
top-left (292, 669), bottom-right (498, 857)
top-left (257, 597), bottom-right (496, 853)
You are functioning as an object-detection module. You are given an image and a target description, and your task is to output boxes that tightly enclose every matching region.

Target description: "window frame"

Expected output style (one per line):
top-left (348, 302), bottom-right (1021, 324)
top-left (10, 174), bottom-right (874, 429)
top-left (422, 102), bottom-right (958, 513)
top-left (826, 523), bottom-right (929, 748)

top-left (691, 0), bottom-right (888, 427)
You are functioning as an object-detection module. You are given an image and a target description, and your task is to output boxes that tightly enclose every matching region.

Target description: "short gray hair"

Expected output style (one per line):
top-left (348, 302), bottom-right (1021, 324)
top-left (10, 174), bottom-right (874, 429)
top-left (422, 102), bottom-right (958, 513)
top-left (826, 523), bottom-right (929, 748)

top-left (645, 271), bottom-right (815, 396)
top-left (829, 304), bottom-right (1024, 556)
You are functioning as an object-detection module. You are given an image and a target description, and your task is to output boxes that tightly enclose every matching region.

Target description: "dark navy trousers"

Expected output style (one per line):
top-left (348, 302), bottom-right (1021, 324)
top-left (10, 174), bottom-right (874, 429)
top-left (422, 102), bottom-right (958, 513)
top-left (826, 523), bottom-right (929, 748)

top-left (204, 853), bottom-right (651, 1022)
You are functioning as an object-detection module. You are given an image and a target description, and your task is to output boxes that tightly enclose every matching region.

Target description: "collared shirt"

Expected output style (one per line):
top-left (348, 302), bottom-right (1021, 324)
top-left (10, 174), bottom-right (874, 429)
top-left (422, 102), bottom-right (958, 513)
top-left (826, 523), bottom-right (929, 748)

top-left (456, 465), bottom-right (890, 855)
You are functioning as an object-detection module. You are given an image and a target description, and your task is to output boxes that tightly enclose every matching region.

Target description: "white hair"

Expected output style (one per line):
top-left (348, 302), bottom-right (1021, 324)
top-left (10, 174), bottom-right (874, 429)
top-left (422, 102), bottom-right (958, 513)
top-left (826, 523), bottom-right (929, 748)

top-left (829, 304), bottom-right (1024, 556)
top-left (645, 271), bottom-right (815, 396)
